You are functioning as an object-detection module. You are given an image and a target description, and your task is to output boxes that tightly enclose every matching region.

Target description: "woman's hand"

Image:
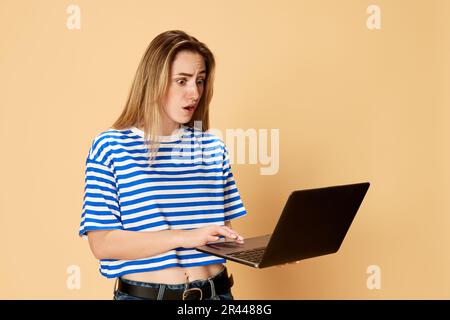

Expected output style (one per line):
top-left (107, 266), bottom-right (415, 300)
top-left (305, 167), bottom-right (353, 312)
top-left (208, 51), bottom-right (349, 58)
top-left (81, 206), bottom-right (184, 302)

top-left (181, 225), bottom-right (244, 248)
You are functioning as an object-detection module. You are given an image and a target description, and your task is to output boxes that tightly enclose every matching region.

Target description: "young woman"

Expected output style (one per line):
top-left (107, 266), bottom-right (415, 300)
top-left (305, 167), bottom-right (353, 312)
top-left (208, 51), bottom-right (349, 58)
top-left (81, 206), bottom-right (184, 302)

top-left (79, 30), bottom-right (247, 300)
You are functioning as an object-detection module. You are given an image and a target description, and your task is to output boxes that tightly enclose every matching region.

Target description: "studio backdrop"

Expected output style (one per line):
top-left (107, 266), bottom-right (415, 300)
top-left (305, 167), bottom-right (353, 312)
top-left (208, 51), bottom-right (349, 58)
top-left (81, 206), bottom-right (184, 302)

top-left (0, 0), bottom-right (449, 299)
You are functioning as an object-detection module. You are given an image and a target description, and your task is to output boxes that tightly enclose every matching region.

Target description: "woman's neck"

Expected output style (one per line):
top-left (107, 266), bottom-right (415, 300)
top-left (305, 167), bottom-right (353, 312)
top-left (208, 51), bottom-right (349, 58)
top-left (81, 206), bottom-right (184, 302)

top-left (160, 123), bottom-right (181, 136)
top-left (135, 122), bottom-right (181, 136)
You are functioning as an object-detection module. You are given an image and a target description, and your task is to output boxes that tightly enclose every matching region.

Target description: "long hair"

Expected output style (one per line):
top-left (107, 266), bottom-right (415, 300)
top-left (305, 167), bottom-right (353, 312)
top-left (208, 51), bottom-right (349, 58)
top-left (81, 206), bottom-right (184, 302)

top-left (111, 30), bottom-right (216, 165)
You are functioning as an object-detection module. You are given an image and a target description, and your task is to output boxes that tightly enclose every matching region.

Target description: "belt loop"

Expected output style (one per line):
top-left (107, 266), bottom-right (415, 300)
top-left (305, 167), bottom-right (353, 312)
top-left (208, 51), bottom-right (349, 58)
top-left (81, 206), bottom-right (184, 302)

top-left (208, 278), bottom-right (216, 299)
top-left (157, 284), bottom-right (166, 300)
top-left (114, 277), bottom-right (118, 293)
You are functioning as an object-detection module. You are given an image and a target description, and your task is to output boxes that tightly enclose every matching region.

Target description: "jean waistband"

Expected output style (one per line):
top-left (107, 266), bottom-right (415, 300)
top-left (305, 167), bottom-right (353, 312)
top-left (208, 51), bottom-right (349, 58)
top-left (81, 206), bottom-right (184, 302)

top-left (118, 266), bottom-right (228, 290)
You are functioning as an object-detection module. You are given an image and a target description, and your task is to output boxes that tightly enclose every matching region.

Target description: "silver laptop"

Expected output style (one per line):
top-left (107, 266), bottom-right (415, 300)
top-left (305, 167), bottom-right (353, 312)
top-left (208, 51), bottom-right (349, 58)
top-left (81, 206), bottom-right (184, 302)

top-left (196, 182), bottom-right (370, 268)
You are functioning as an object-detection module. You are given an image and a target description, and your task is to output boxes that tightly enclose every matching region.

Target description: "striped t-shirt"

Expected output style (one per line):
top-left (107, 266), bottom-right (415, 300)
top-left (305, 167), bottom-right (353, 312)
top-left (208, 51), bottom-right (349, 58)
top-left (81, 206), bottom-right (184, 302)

top-left (79, 124), bottom-right (247, 278)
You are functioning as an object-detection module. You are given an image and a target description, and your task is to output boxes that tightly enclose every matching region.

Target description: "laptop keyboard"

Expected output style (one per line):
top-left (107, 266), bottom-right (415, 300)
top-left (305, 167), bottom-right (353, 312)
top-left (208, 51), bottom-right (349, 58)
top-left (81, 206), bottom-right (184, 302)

top-left (228, 247), bottom-right (266, 263)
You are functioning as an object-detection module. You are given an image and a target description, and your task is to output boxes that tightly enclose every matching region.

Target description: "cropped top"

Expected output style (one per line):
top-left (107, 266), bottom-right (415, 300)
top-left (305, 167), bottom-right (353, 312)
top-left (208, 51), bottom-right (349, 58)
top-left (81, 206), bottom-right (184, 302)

top-left (79, 125), bottom-right (247, 278)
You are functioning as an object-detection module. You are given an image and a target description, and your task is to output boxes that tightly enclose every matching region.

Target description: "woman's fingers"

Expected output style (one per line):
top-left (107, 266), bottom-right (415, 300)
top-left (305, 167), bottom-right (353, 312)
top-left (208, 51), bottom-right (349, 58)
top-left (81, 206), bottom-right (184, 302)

top-left (221, 226), bottom-right (236, 236)
top-left (216, 226), bottom-right (244, 242)
top-left (207, 235), bottom-right (221, 242)
top-left (221, 226), bottom-right (244, 242)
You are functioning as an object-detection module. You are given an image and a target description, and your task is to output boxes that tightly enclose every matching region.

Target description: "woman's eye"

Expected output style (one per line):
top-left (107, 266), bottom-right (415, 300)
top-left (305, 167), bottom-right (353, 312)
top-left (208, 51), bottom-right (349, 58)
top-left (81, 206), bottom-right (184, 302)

top-left (176, 78), bottom-right (204, 85)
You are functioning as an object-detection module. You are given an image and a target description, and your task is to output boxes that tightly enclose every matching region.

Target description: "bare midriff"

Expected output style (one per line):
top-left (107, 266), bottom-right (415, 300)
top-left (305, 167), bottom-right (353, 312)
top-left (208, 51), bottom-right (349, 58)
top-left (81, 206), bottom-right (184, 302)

top-left (121, 263), bottom-right (225, 285)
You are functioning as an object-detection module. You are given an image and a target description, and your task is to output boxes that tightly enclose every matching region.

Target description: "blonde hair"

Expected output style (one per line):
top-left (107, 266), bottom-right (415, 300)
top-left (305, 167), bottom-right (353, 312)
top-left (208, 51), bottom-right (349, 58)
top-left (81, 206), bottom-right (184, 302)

top-left (111, 30), bottom-right (216, 165)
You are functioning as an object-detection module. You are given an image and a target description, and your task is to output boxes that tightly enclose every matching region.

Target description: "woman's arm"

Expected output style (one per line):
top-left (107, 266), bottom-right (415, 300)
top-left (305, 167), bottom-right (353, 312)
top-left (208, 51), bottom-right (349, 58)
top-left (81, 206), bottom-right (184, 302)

top-left (87, 225), bottom-right (243, 260)
top-left (87, 229), bottom-right (184, 260)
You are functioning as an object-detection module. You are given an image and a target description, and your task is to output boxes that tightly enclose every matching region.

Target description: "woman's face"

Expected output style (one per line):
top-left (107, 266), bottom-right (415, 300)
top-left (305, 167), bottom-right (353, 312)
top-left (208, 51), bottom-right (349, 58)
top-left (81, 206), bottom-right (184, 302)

top-left (160, 50), bottom-right (206, 135)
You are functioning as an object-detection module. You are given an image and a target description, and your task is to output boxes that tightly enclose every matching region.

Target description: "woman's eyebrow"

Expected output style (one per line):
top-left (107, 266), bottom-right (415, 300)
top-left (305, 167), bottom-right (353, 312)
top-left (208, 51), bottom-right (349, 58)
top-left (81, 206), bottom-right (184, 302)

top-left (174, 70), bottom-right (206, 76)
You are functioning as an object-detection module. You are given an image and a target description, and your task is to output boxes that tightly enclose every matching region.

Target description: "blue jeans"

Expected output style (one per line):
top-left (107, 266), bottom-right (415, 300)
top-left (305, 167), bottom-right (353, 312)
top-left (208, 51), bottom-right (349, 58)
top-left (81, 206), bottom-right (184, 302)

top-left (113, 267), bottom-right (234, 301)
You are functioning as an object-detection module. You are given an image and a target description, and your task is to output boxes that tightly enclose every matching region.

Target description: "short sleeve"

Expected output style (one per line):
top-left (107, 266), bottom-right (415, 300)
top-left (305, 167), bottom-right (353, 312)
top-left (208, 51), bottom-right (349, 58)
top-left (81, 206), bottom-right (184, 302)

top-left (79, 143), bottom-right (123, 239)
top-left (222, 145), bottom-right (247, 221)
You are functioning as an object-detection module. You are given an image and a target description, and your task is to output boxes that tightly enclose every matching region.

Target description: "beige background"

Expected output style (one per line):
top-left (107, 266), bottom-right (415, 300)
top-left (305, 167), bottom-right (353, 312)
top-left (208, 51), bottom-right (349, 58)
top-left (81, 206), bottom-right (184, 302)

top-left (0, 0), bottom-right (449, 299)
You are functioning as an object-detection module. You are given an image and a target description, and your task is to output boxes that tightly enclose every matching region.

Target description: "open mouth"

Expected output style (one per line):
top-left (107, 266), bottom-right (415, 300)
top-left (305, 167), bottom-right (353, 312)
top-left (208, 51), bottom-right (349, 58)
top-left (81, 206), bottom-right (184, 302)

top-left (183, 106), bottom-right (195, 112)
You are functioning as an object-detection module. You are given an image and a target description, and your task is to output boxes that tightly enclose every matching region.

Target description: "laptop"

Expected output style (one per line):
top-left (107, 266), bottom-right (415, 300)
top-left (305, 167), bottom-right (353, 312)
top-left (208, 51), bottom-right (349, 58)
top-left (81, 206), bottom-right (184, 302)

top-left (196, 182), bottom-right (370, 268)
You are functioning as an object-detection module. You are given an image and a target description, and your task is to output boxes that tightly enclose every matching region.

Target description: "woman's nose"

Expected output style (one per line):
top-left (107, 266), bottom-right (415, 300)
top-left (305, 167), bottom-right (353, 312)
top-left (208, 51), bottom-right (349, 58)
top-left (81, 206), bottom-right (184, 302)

top-left (187, 83), bottom-right (200, 101)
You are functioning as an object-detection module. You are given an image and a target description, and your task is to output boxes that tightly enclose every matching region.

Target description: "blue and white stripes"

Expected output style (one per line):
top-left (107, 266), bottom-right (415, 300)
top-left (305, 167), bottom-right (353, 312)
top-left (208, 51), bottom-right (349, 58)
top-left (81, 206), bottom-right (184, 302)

top-left (79, 125), bottom-right (247, 278)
